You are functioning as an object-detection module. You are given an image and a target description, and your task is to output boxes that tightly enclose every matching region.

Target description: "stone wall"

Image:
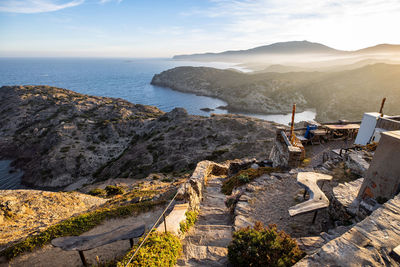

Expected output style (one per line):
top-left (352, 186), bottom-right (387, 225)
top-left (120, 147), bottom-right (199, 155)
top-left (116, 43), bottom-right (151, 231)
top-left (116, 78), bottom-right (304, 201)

top-left (176, 159), bottom-right (256, 212)
top-left (270, 129), bottom-right (303, 168)
top-left (176, 161), bottom-right (228, 212)
top-left (376, 116), bottom-right (400, 131)
top-left (357, 130), bottom-right (400, 202)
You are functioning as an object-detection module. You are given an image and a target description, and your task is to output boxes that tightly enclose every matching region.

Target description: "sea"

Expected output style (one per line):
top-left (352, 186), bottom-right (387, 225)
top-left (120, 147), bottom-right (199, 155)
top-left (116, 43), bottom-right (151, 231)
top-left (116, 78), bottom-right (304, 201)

top-left (0, 57), bottom-right (316, 189)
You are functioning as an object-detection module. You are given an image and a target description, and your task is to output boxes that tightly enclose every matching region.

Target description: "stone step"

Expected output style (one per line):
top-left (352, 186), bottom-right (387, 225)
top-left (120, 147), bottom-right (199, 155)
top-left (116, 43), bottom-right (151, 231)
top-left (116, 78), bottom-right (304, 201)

top-left (197, 213), bottom-right (231, 225)
top-left (199, 206), bottom-right (227, 214)
top-left (201, 197), bottom-right (226, 207)
top-left (178, 244), bottom-right (229, 267)
top-left (186, 225), bottom-right (232, 247)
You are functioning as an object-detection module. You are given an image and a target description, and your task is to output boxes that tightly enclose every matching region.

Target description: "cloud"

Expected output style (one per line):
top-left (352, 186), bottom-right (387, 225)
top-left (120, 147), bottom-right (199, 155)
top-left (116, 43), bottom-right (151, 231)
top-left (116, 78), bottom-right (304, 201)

top-left (0, 0), bottom-right (84, 13)
top-left (182, 0), bottom-right (400, 50)
top-left (99, 0), bottom-right (122, 4)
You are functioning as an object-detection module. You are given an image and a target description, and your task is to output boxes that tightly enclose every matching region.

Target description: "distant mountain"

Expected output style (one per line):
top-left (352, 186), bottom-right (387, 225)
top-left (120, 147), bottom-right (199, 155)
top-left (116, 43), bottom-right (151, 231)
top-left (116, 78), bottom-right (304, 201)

top-left (173, 41), bottom-right (400, 62)
top-left (173, 41), bottom-right (341, 61)
top-left (354, 44), bottom-right (400, 54)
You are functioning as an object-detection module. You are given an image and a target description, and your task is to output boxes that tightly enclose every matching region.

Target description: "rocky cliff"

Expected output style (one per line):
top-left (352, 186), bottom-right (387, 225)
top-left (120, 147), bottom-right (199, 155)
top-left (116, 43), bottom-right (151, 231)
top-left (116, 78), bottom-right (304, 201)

top-left (152, 64), bottom-right (400, 122)
top-left (0, 86), bottom-right (277, 189)
top-left (151, 66), bottom-right (310, 114)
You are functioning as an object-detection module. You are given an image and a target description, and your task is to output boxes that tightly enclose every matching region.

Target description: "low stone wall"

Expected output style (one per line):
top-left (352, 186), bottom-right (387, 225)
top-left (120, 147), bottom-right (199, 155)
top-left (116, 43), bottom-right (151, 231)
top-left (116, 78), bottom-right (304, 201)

top-left (176, 160), bottom-right (228, 212)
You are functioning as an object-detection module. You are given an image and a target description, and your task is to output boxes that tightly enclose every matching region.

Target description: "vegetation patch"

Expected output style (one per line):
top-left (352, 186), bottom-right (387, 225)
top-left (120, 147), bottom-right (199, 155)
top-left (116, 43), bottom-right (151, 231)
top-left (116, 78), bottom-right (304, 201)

top-left (222, 167), bottom-right (280, 195)
top-left (117, 232), bottom-right (182, 267)
top-left (88, 188), bottom-right (106, 197)
top-left (105, 185), bottom-right (125, 196)
top-left (179, 210), bottom-right (199, 234)
top-left (0, 200), bottom-right (165, 260)
top-left (228, 222), bottom-right (304, 267)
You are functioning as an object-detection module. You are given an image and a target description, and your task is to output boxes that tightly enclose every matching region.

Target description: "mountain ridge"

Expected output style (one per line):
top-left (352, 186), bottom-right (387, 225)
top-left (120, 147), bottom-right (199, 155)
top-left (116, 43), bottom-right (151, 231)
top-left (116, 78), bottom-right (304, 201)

top-left (173, 40), bottom-right (400, 61)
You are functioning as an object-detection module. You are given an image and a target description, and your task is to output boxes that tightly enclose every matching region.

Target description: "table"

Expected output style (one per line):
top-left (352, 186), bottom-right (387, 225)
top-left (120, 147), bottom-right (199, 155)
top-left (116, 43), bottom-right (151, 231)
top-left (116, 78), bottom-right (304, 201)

top-left (324, 124), bottom-right (360, 140)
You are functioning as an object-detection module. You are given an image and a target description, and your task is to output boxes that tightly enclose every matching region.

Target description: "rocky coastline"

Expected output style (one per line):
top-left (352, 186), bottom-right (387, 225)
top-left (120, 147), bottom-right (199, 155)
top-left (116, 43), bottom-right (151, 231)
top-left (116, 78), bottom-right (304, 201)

top-left (151, 64), bottom-right (400, 122)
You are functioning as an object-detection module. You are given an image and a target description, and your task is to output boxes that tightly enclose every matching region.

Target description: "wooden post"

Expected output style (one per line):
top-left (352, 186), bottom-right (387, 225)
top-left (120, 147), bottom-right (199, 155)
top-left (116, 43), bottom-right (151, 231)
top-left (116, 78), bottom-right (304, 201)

top-left (290, 104), bottom-right (296, 145)
top-left (163, 213), bottom-right (167, 233)
top-left (379, 97), bottom-right (386, 117)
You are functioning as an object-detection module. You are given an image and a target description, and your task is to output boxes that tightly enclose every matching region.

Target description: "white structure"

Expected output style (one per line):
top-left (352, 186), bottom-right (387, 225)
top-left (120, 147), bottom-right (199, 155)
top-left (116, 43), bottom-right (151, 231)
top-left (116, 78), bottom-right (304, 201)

top-left (354, 112), bottom-right (382, 145)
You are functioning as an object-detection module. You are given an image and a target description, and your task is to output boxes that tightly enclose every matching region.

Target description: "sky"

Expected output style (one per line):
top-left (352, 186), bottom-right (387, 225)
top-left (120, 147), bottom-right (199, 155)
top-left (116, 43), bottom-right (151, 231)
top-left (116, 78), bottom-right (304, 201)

top-left (1, 0), bottom-right (400, 57)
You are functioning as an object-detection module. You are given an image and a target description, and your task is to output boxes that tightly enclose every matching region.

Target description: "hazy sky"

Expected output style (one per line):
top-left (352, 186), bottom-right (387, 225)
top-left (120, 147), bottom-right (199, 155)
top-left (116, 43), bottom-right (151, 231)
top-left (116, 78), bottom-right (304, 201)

top-left (1, 0), bottom-right (400, 57)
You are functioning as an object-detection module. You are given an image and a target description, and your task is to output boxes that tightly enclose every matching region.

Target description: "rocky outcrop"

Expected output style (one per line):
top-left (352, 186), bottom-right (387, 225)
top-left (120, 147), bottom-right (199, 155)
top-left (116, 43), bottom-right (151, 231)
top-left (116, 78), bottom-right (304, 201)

top-left (0, 86), bottom-right (277, 189)
top-left (345, 152), bottom-right (370, 176)
top-left (329, 178), bottom-right (364, 222)
top-left (95, 108), bottom-right (276, 181)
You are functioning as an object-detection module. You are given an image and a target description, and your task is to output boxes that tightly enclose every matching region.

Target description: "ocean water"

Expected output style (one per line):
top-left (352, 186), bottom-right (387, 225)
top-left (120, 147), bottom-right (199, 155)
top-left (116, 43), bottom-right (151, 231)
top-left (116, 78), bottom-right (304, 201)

top-left (0, 57), bottom-right (315, 122)
top-left (0, 160), bottom-right (25, 190)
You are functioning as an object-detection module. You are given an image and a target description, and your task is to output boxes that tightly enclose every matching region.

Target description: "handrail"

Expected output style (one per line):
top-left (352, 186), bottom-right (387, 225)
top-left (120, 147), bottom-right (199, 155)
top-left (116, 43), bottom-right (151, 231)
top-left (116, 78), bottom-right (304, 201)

top-left (124, 191), bottom-right (180, 267)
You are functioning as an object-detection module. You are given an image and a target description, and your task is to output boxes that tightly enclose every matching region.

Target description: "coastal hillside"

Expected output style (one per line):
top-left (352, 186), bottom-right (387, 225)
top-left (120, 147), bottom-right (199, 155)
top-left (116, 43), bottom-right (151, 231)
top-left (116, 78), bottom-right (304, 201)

top-left (0, 85), bottom-right (163, 188)
top-left (94, 108), bottom-right (277, 180)
top-left (152, 63), bottom-right (400, 122)
top-left (0, 86), bottom-right (277, 189)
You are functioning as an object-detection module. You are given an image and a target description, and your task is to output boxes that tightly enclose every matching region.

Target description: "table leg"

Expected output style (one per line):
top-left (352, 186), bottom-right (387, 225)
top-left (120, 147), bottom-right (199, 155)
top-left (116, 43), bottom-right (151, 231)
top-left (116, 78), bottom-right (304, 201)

top-left (312, 210), bottom-right (318, 224)
top-left (78, 251), bottom-right (88, 266)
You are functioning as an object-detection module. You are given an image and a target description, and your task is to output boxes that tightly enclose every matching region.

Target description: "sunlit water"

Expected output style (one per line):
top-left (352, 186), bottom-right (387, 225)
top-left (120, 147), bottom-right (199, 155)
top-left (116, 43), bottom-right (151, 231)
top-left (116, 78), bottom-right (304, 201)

top-left (0, 58), bottom-right (315, 189)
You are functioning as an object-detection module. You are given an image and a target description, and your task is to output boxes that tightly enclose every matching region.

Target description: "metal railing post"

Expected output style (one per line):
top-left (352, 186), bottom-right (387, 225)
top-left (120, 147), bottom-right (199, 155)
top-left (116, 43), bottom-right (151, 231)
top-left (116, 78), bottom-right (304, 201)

top-left (163, 213), bottom-right (167, 233)
top-left (124, 191), bottom-right (179, 267)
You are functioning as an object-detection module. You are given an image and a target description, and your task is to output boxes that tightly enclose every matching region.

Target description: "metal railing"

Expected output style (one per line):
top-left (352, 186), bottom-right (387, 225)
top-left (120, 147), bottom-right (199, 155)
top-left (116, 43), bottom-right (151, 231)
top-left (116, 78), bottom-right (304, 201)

top-left (124, 191), bottom-right (180, 267)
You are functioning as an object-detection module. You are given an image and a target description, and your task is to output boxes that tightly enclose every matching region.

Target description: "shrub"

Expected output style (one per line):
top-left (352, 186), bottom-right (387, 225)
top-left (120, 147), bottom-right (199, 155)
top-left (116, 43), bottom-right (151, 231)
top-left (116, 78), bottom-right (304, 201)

top-left (88, 188), bottom-right (106, 197)
top-left (105, 185), bottom-right (124, 196)
top-left (222, 167), bottom-right (280, 195)
top-left (59, 146), bottom-right (70, 153)
top-left (117, 232), bottom-right (182, 267)
top-left (228, 222), bottom-right (304, 267)
top-left (179, 211), bottom-right (198, 234)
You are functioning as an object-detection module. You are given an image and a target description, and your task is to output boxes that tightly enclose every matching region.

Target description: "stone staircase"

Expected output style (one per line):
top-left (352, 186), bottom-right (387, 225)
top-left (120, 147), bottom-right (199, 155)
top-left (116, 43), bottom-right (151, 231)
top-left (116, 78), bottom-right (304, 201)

top-left (177, 177), bottom-right (232, 267)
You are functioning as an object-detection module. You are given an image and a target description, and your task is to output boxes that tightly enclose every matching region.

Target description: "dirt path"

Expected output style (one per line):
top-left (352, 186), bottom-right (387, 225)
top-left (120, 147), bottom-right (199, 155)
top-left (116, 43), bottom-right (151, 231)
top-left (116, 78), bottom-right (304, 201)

top-left (249, 175), bottom-right (334, 238)
top-left (177, 177), bottom-right (232, 267)
top-left (2, 206), bottom-right (166, 267)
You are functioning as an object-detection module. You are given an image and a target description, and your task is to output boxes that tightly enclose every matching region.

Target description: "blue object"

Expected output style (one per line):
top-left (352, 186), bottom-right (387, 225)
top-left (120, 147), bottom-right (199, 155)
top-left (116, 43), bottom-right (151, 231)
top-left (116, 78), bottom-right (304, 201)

top-left (304, 124), bottom-right (318, 139)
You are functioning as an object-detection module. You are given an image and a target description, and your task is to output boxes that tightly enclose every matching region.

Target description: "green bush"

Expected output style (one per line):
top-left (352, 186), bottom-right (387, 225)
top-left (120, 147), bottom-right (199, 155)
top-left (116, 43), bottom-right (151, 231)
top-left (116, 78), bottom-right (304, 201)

top-left (179, 210), bottom-right (198, 234)
top-left (228, 222), bottom-right (304, 267)
top-left (222, 167), bottom-right (280, 195)
top-left (117, 232), bottom-right (182, 267)
top-left (1, 200), bottom-right (165, 260)
top-left (105, 185), bottom-right (124, 196)
top-left (88, 188), bottom-right (106, 197)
